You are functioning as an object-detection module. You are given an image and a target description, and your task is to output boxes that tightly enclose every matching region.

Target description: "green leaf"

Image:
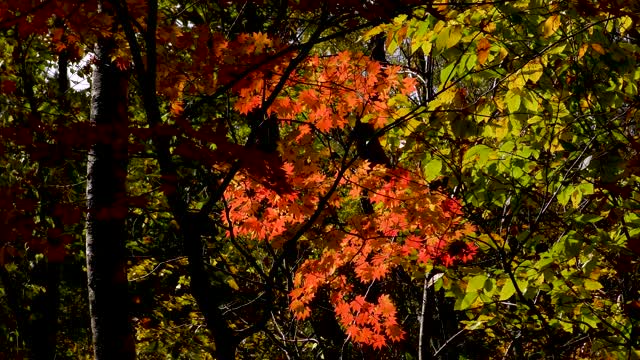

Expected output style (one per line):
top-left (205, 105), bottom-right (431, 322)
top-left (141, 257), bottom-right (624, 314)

top-left (522, 92), bottom-right (540, 112)
top-left (457, 291), bottom-right (479, 310)
top-left (505, 89), bottom-right (521, 113)
top-left (516, 278), bottom-right (528, 296)
top-left (440, 62), bottom-right (457, 84)
top-left (466, 274), bottom-right (488, 292)
top-left (464, 144), bottom-right (493, 168)
top-left (483, 278), bottom-right (496, 296)
top-left (499, 279), bottom-right (516, 301)
top-left (584, 279), bottom-right (603, 291)
top-left (571, 183), bottom-right (594, 208)
top-left (575, 214), bottom-right (603, 223)
top-left (557, 185), bottom-right (573, 206)
top-left (410, 22), bottom-right (431, 54)
top-left (500, 141), bottom-right (515, 153)
top-left (579, 307), bottom-right (600, 329)
top-left (423, 158), bottom-right (443, 181)
top-left (459, 53), bottom-right (477, 74)
top-left (535, 255), bottom-right (554, 270)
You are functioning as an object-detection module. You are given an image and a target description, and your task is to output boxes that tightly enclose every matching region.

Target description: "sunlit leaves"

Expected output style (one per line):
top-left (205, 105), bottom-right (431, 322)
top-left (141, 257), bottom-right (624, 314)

top-left (285, 164), bottom-right (476, 346)
top-left (542, 14), bottom-right (561, 38)
top-left (209, 31), bottom-right (473, 347)
top-left (435, 24), bottom-right (462, 52)
top-left (377, 0), bottom-right (640, 357)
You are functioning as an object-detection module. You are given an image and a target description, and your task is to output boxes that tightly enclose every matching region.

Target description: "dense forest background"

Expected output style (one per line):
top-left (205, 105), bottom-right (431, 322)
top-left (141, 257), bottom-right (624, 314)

top-left (0, 0), bottom-right (639, 358)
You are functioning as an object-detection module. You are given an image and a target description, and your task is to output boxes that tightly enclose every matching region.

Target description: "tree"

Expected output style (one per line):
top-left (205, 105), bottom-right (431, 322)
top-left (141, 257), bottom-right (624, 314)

top-left (84, 6), bottom-right (136, 358)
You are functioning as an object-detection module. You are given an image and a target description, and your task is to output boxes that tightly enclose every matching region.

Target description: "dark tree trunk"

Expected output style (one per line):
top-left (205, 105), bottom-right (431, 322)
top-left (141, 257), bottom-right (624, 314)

top-left (182, 214), bottom-right (239, 360)
top-left (29, 259), bottom-right (61, 360)
top-left (85, 36), bottom-right (136, 360)
top-left (29, 40), bottom-right (70, 360)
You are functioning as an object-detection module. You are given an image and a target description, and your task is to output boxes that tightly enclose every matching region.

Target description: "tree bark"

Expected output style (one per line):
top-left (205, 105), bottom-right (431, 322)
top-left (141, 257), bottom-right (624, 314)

top-left (85, 36), bottom-right (136, 360)
top-left (182, 214), bottom-right (239, 360)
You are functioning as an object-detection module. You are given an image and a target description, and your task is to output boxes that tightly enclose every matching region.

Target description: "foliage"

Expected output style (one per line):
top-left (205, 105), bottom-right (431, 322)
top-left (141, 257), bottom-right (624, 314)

top-left (372, 0), bottom-right (640, 357)
top-left (0, 0), bottom-right (639, 359)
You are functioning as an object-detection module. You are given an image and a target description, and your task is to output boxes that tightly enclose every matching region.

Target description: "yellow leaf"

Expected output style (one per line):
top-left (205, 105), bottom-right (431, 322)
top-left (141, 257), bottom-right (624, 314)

top-left (227, 278), bottom-right (240, 291)
top-left (446, 25), bottom-right (463, 49)
top-left (584, 279), bottom-right (603, 291)
top-left (362, 25), bottom-right (385, 41)
top-left (570, 188), bottom-right (582, 208)
top-left (543, 15), bottom-right (561, 38)
top-left (420, 41), bottom-right (433, 56)
top-left (386, 26), bottom-right (408, 53)
top-left (549, 137), bottom-right (562, 153)
top-left (579, 98), bottom-right (590, 110)
top-left (429, 86), bottom-right (457, 109)
top-left (619, 16), bottom-right (634, 36)
top-left (505, 89), bottom-right (521, 113)
top-left (522, 60), bottom-right (543, 83)
top-left (435, 25), bottom-right (462, 51)
top-left (494, 117), bottom-right (509, 141)
top-left (393, 14), bottom-right (408, 25)
top-left (433, 20), bottom-right (445, 34)
top-left (499, 47), bottom-right (509, 61)
top-left (483, 22), bottom-right (496, 33)
top-left (477, 37), bottom-right (491, 65)
top-left (507, 74), bottom-right (526, 90)
top-left (493, 97), bottom-right (505, 112)
top-left (578, 44), bottom-right (588, 59)
top-left (591, 43), bottom-right (605, 55)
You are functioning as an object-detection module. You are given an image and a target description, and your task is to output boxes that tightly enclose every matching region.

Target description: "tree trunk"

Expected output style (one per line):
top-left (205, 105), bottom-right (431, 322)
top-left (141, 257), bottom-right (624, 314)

top-left (85, 36), bottom-right (136, 360)
top-left (29, 260), bottom-right (61, 360)
top-left (182, 214), bottom-right (239, 360)
top-left (29, 41), bottom-right (70, 360)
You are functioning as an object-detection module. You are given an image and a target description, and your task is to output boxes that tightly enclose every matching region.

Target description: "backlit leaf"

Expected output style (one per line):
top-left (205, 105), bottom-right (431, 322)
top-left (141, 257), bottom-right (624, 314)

top-left (499, 279), bottom-right (516, 301)
top-left (423, 158), bottom-right (443, 181)
top-left (543, 15), bottom-right (561, 38)
top-left (477, 37), bottom-right (491, 65)
top-left (467, 274), bottom-right (488, 292)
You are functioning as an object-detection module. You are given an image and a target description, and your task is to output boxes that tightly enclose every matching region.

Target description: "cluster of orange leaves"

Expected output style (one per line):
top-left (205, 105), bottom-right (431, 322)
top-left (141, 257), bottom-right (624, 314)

top-left (286, 163), bottom-right (476, 348)
top-left (156, 24), bottom-right (293, 110)
top-left (222, 50), bottom-right (477, 347)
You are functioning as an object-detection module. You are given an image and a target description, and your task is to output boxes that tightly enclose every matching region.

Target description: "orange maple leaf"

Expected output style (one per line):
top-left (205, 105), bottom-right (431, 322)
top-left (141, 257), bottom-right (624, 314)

top-left (170, 100), bottom-right (184, 116)
top-left (316, 116), bottom-right (332, 132)
top-left (252, 32), bottom-right (272, 53)
top-left (371, 334), bottom-right (387, 349)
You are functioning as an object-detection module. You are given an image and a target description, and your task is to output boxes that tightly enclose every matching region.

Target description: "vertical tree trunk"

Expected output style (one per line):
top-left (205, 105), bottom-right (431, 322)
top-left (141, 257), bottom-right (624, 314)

top-left (85, 36), bottom-right (136, 359)
top-left (29, 41), bottom-right (70, 360)
top-left (182, 214), bottom-right (239, 360)
top-left (30, 261), bottom-right (61, 360)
